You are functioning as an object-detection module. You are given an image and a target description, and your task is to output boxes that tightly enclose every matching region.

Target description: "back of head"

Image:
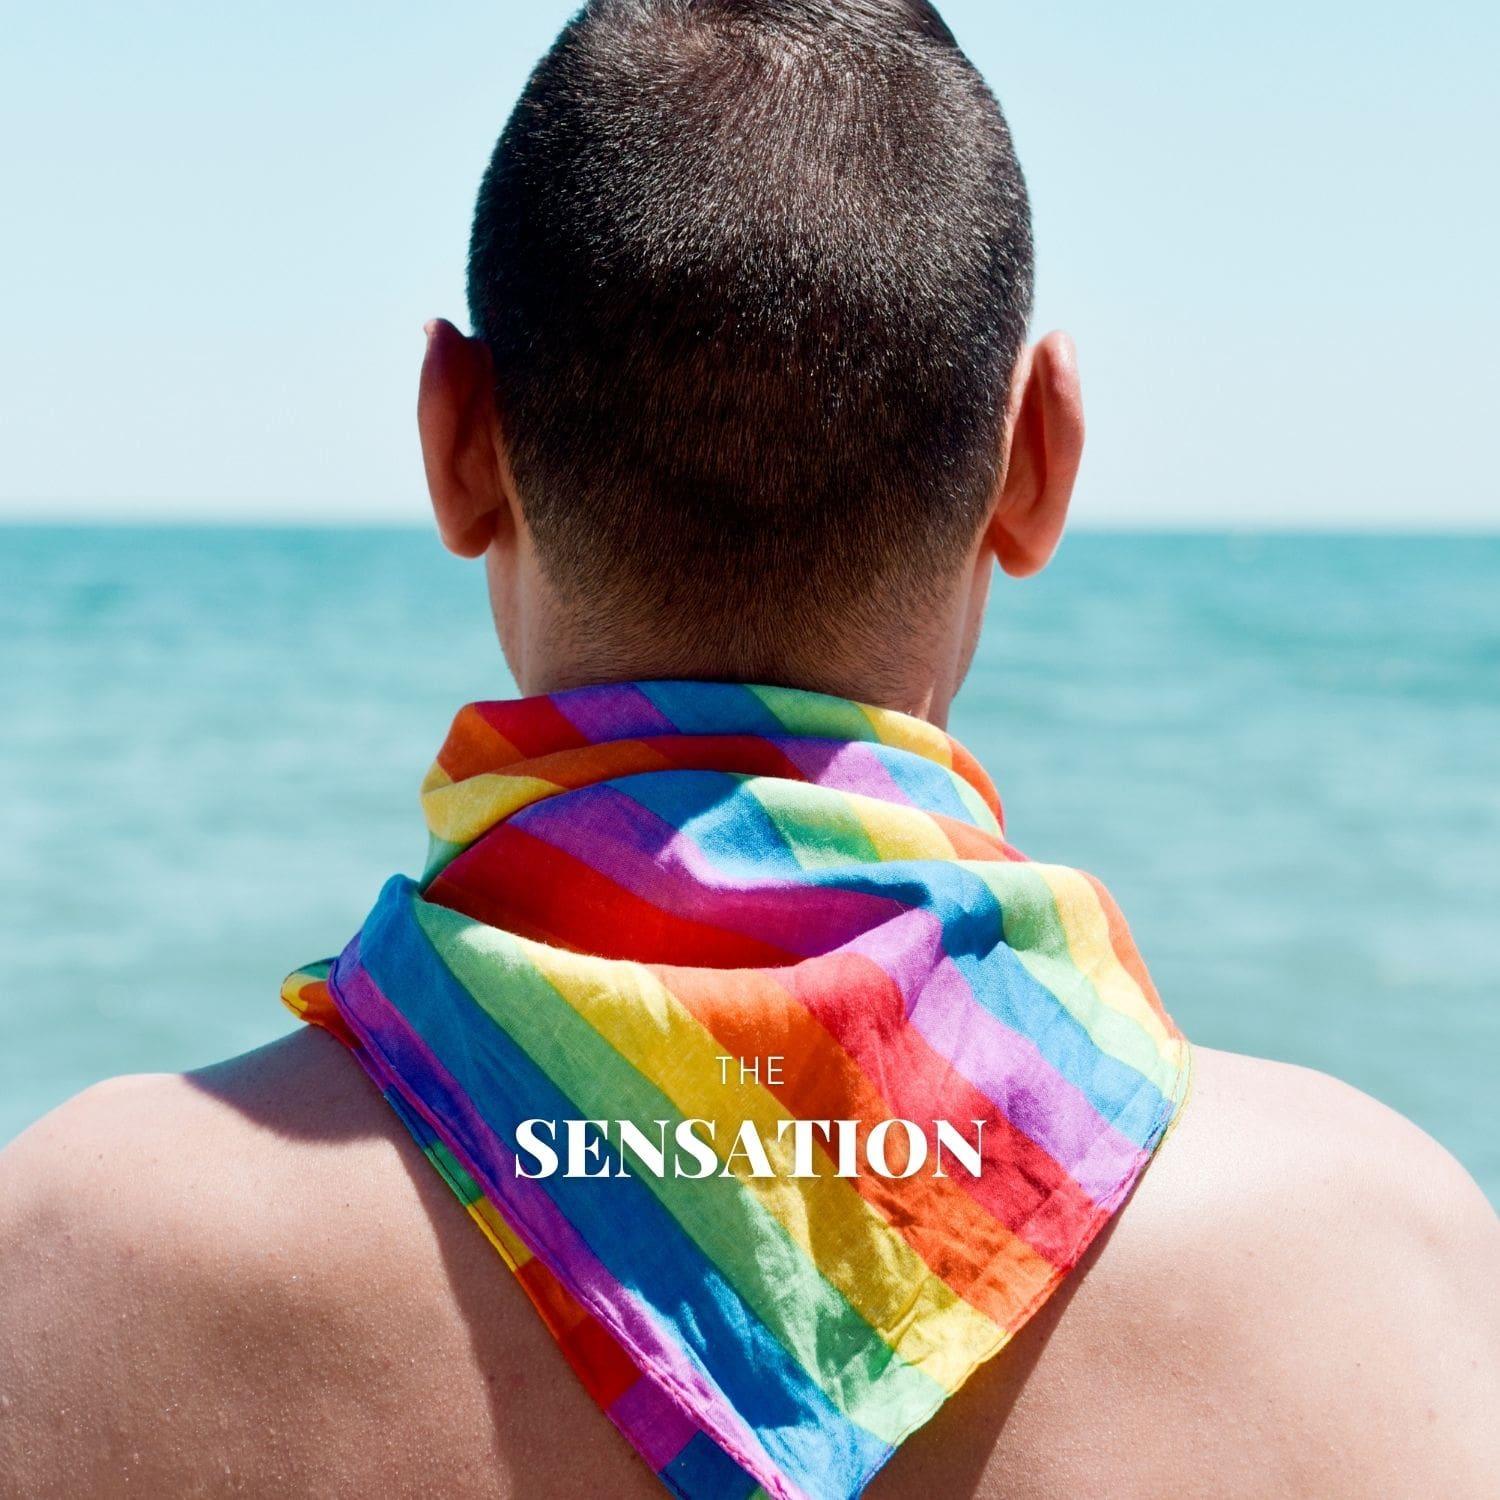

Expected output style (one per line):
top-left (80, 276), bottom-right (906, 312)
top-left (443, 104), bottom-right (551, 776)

top-left (469, 0), bottom-right (1033, 679)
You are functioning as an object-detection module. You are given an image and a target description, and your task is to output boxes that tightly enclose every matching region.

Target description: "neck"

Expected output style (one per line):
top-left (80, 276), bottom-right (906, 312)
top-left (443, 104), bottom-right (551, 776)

top-left (504, 580), bottom-right (988, 732)
top-left (514, 633), bottom-right (973, 729)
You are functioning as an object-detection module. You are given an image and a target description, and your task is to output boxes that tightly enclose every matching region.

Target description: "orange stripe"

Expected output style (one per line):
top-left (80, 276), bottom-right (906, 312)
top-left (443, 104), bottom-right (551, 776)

top-left (289, 979), bottom-right (360, 1048)
top-left (435, 702), bottom-right (524, 780)
top-left (949, 741), bottom-right (1004, 825)
top-left (1081, 872), bottom-right (1180, 1034)
top-left (513, 1255), bottom-right (642, 1408)
top-left (932, 813), bottom-right (1013, 860)
top-left (649, 961), bottom-right (1060, 1330)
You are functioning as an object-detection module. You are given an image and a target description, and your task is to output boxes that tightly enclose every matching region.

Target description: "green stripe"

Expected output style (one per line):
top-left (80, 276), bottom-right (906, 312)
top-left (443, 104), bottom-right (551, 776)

top-left (429, 1138), bottom-right (486, 1206)
top-left (422, 833), bottom-right (467, 885)
top-left (968, 862), bottom-right (1179, 1094)
top-left (748, 683), bottom-right (883, 744)
top-left (949, 773), bottom-right (1001, 834)
top-left (411, 895), bottom-right (946, 1446)
top-left (381, 1090), bottom-right (487, 1207)
top-left (744, 777), bottom-right (884, 870)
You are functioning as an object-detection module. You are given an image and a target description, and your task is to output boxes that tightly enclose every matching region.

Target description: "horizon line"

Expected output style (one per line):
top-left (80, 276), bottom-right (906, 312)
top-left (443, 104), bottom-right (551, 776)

top-left (3, 515), bottom-right (1497, 538)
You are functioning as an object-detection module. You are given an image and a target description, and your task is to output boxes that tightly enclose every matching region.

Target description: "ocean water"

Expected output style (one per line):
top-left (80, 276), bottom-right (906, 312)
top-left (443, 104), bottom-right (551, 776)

top-left (1, 527), bottom-right (1496, 1202)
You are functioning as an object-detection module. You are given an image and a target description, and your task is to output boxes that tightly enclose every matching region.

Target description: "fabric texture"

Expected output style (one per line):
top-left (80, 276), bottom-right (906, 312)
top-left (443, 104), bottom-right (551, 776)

top-left (282, 680), bottom-right (1191, 1500)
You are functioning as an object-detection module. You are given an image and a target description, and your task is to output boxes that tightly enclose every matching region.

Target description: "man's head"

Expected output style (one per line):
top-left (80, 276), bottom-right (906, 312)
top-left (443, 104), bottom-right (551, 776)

top-left (420, 0), bottom-right (1083, 717)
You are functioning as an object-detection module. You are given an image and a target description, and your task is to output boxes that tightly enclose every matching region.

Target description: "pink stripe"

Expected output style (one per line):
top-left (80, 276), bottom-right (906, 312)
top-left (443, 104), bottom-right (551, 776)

top-left (773, 738), bottom-right (918, 806)
top-left (842, 911), bottom-right (1145, 1202)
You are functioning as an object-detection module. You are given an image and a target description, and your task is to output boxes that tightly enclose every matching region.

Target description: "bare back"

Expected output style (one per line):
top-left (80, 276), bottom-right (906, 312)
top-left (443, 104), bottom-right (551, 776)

top-left (2, 1033), bottom-right (1496, 1498)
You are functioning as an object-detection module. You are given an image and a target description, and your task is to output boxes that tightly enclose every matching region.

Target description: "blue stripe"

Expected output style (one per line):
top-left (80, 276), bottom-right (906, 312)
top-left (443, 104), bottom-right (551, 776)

top-left (660, 1432), bottom-right (763, 1500)
top-left (865, 744), bottom-right (976, 825)
top-left (352, 876), bottom-right (892, 1500)
top-left (636, 681), bottom-right (788, 738)
top-left (562, 775), bottom-right (1168, 1144)
top-left (609, 771), bottom-right (807, 874)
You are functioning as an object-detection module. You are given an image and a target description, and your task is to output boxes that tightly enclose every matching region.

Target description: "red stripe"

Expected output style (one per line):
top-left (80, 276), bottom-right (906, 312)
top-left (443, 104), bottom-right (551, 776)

top-left (514, 1256), bottom-right (642, 1409)
top-left (474, 696), bottom-right (594, 759)
top-left (427, 825), bottom-right (797, 968)
top-left (637, 734), bottom-right (810, 783)
top-left (651, 961), bottom-right (1062, 1327)
top-left (777, 952), bottom-right (1101, 1266)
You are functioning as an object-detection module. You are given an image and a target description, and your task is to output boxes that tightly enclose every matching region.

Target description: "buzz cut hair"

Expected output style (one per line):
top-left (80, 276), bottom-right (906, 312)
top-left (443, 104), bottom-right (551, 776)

top-left (468, 0), bottom-right (1033, 673)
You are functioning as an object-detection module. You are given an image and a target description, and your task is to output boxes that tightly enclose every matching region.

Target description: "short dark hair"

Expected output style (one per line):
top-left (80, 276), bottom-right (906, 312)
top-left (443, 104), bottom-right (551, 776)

top-left (468, 0), bottom-right (1033, 673)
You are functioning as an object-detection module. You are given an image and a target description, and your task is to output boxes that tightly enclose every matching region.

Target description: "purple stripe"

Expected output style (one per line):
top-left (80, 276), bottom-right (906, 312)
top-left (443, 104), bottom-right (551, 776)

top-left (511, 785), bottom-right (1141, 1200)
top-left (550, 682), bottom-right (678, 743)
top-left (608, 1377), bottom-right (703, 1472)
top-left (842, 911), bottom-right (1144, 1203)
top-left (328, 942), bottom-right (793, 1496)
top-left (514, 783), bottom-right (895, 954)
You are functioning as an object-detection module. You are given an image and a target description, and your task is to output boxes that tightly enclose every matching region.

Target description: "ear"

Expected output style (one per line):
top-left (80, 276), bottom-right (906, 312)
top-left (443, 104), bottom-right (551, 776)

top-left (417, 318), bottom-right (512, 558)
top-left (986, 330), bottom-right (1084, 578)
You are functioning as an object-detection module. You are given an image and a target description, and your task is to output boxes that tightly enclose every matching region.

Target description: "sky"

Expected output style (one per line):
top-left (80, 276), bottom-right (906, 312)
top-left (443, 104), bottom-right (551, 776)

top-left (1, 1), bottom-right (1495, 529)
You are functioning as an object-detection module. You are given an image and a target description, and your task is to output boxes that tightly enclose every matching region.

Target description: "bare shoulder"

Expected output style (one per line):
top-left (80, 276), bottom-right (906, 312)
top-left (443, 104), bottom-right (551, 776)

top-left (4, 1039), bottom-right (1494, 1500)
top-left (0, 1030), bottom-right (657, 1500)
top-left (1154, 1046), bottom-right (1500, 1297)
top-left (1093, 1047), bottom-right (1499, 1494)
top-left (890, 1045), bottom-right (1500, 1500)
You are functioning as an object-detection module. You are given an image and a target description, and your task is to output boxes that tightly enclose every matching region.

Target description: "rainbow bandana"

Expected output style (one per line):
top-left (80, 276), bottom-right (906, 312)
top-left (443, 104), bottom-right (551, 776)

top-left (283, 681), bottom-right (1190, 1500)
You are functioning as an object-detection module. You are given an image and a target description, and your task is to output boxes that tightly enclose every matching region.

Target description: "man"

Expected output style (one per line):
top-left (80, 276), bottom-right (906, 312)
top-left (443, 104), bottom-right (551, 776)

top-left (2, 1), bottom-right (1496, 1496)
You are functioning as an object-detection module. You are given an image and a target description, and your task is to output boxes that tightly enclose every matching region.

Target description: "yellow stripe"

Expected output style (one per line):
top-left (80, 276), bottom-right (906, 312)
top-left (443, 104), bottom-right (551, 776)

top-left (422, 772), bottom-right (565, 847)
top-left (279, 971), bottom-right (319, 1017)
top-left (743, 777), bottom-right (958, 866)
top-left (524, 943), bottom-right (1003, 1393)
top-left (419, 760), bottom-right (454, 795)
top-left (859, 703), bottom-right (954, 768)
top-left (1033, 864), bottom-right (1181, 1062)
top-left (846, 797), bottom-right (958, 862)
top-left (468, 1196), bottom-right (532, 1270)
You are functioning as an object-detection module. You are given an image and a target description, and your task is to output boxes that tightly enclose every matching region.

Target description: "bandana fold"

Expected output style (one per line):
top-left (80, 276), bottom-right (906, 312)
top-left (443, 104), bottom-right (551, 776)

top-left (283, 680), bottom-right (1190, 1500)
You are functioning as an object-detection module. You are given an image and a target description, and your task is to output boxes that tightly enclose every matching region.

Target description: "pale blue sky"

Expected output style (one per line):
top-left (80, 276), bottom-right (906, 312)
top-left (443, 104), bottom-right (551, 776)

top-left (1, 1), bottom-right (1494, 527)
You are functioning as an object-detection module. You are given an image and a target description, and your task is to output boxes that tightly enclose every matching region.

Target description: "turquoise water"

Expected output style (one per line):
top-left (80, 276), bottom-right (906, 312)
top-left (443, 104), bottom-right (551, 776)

top-left (2, 527), bottom-right (1496, 1201)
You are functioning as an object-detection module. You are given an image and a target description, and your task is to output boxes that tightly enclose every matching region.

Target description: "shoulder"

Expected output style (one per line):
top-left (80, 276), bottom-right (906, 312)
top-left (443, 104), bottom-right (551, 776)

top-left (0, 1036), bottom-right (365, 1494)
top-left (1042, 1046), bottom-right (1499, 1496)
top-left (827, 1048), bottom-right (1497, 1500)
top-left (0, 1027), bottom-right (419, 1311)
top-left (1156, 1046), bottom-right (1499, 1277)
top-left (0, 1031), bottom-right (575, 1498)
top-left (901, 1047), bottom-right (1500, 1500)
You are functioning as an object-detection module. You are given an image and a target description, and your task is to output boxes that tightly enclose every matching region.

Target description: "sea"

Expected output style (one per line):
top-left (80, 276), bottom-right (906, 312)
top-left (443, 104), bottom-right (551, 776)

top-left (2, 527), bottom-right (1496, 1202)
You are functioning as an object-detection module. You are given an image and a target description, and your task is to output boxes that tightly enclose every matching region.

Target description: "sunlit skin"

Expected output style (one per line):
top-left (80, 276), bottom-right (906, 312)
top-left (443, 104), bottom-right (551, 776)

top-left (0, 322), bottom-right (1497, 1498)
